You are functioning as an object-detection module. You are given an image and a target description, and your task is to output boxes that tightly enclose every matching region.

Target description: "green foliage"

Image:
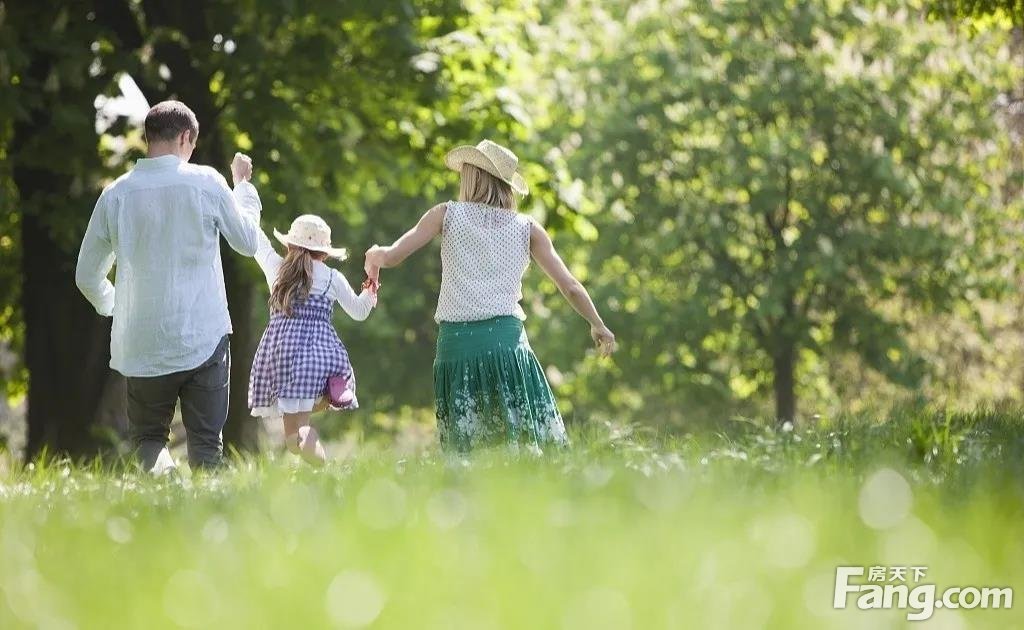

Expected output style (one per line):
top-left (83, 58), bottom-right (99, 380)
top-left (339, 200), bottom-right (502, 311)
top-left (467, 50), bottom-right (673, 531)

top-left (0, 0), bottom-right (1021, 442)
top-left (526, 0), bottom-right (1023, 425)
top-left (0, 2), bottom-right (138, 408)
top-left (928, 0), bottom-right (1024, 23)
top-left (0, 0), bottom-right (533, 425)
top-left (0, 117), bottom-right (22, 400)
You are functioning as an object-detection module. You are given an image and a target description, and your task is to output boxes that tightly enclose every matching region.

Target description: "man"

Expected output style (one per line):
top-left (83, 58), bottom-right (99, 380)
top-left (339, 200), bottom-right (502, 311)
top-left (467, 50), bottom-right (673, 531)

top-left (76, 100), bottom-right (262, 471)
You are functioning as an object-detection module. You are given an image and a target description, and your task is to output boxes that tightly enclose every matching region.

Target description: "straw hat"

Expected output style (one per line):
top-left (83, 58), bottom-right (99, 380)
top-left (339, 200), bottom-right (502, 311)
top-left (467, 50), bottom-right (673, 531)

top-left (444, 140), bottom-right (529, 195)
top-left (273, 215), bottom-right (348, 259)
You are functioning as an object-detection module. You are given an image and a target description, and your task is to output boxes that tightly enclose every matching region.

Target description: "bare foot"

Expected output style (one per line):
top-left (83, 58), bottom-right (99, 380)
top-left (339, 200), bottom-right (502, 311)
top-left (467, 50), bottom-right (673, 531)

top-left (297, 426), bottom-right (327, 466)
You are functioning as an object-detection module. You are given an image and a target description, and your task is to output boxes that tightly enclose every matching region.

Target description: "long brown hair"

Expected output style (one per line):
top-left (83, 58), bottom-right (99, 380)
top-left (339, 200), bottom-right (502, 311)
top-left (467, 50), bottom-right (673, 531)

top-left (269, 246), bottom-right (323, 316)
top-left (459, 163), bottom-right (516, 209)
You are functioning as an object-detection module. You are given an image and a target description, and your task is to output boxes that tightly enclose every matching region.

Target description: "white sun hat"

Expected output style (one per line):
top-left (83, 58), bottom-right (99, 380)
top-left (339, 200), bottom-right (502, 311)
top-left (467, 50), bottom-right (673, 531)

top-left (444, 139), bottom-right (529, 195)
top-left (273, 214), bottom-right (348, 260)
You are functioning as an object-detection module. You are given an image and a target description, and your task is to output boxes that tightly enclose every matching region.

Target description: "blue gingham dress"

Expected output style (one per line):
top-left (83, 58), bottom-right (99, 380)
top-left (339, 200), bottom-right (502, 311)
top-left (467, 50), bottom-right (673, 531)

top-left (248, 276), bottom-right (358, 413)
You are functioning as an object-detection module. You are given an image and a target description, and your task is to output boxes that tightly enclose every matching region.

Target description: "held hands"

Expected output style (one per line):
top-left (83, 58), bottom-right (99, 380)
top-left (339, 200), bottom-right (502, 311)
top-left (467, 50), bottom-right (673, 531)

top-left (591, 324), bottom-right (617, 357)
top-left (363, 245), bottom-right (387, 282)
top-left (362, 246), bottom-right (386, 308)
top-left (231, 152), bottom-right (253, 186)
top-left (361, 277), bottom-right (379, 307)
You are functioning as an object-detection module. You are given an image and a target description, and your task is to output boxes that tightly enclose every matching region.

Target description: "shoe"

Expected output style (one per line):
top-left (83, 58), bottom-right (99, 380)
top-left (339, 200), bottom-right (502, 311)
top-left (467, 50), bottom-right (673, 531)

top-left (148, 447), bottom-right (178, 476)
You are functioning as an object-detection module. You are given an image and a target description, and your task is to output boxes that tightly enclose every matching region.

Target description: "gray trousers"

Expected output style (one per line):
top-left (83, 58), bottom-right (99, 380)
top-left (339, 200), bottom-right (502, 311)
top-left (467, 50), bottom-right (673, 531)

top-left (126, 335), bottom-right (230, 470)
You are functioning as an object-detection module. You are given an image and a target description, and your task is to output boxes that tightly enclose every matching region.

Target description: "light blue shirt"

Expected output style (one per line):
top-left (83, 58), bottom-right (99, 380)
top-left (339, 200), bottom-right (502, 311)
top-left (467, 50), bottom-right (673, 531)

top-left (75, 155), bottom-right (262, 377)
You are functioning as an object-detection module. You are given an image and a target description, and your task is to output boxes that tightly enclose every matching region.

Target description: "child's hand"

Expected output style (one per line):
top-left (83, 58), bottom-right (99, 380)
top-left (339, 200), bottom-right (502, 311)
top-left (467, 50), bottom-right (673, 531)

top-left (362, 277), bottom-right (379, 307)
top-left (365, 263), bottom-right (381, 285)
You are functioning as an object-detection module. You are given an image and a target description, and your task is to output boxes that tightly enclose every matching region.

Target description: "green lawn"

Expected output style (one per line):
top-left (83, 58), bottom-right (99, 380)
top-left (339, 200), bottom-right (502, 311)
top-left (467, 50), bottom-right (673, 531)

top-left (1, 409), bottom-right (1022, 629)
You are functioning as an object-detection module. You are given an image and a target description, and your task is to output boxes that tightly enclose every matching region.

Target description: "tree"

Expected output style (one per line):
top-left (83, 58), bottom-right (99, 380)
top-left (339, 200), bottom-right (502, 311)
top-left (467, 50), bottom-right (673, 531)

top-left (0, 1), bottom-right (139, 458)
top-left (534, 0), bottom-right (1021, 424)
top-left (0, 0), bottom-right (473, 458)
top-left (928, 0), bottom-right (1024, 23)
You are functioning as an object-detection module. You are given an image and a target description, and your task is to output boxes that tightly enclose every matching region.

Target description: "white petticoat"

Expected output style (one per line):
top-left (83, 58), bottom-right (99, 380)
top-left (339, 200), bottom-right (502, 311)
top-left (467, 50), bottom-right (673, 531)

top-left (251, 397), bottom-right (320, 418)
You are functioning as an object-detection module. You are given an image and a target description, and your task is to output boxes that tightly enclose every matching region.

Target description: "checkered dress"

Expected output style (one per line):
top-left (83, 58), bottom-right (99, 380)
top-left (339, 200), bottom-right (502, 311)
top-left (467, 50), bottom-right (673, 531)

top-left (248, 278), bottom-right (357, 412)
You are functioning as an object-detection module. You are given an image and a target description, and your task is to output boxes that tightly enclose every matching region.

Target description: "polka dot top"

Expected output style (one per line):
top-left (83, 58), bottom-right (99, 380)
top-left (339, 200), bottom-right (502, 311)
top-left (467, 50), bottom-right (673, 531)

top-left (435, 200), bottom-right (532, 323)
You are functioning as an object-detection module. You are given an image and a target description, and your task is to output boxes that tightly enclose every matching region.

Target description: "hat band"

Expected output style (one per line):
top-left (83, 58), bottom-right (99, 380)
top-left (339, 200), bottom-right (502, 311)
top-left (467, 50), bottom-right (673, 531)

top-left (286, 232), bottom-right (330, 246)
top-left (473, 156), bottom-right (516, 182)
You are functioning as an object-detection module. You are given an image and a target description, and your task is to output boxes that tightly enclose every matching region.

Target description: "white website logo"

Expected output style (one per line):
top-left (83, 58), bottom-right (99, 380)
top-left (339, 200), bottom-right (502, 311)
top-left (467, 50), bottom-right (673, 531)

top-left (834, 566), bottom-right (1013, 621)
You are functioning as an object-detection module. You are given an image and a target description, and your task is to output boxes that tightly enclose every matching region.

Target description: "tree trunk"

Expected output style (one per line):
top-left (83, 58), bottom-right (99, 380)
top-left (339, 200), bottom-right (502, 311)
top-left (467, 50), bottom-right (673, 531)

top-left (222, 252), bottom-right (261, 452)
top-left (11, 26), bottom-right (126, 461)
top-left (772, 343), bottom-right (797, 425)
top-left (20, 209), bottom-right (117, 460)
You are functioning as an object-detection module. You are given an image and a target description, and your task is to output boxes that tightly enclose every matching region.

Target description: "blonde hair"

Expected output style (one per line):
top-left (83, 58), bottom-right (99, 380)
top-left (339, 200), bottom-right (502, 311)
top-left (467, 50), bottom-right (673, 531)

top-left (269, 246), bottom-right (325, 316)
top-left (459, 163), bottom-right (516, 209)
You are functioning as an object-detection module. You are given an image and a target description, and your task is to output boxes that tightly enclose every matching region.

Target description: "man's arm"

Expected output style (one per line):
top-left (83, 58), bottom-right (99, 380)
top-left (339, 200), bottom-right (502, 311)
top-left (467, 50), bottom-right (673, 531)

top-left (212, 154), bottom-right (262, 256)
top-left (75, 191), bottom-right (116, 317)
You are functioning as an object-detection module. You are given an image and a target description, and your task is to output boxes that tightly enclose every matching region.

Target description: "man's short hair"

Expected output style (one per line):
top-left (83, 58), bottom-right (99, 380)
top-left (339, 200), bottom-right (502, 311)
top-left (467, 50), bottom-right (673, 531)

top-left (144, 100), bottom-right (199, 144)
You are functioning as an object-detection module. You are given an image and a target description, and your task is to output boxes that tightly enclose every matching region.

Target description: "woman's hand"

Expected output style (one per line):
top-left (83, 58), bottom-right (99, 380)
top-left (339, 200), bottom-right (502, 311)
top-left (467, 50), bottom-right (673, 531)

top-left (591, 324), bottom-right (617, 357)
top-left (530, 219), bottom-right (616, 358)
top-left (364, 245), bottom-right (387, 279)
top-left (231, 152), bottom-right (253, 186)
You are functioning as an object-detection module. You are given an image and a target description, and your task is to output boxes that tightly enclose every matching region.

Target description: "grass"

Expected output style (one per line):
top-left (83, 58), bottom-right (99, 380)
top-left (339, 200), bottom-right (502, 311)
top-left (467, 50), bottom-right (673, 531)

top-left (1, 408), bottom-right (1023, 629)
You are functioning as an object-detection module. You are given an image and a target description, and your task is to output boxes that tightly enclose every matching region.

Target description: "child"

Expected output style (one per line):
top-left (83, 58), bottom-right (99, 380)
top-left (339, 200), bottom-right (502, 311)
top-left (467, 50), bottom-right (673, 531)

top-left (249, 214), bottom-right (377, 465)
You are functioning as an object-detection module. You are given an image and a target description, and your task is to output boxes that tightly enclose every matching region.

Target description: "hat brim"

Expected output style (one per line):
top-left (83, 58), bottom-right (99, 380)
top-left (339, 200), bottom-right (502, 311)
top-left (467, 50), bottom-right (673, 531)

top-left (273, 228), bottom-right (348, 260)
top-left (445, 146), bottom-right (529, 196)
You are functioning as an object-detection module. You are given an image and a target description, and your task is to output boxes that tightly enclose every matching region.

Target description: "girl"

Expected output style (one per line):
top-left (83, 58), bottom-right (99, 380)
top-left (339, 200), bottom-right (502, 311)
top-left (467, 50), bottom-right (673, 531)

top-left (249, 214), bottom-right (377, 465)
top-left (365, 140), bottom-right (616, 453)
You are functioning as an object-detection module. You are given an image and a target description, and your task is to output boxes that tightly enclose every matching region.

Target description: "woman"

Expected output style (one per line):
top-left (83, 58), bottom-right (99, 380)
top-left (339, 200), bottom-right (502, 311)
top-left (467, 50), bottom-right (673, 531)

top-left (365, 140), bottom-right (616, 452)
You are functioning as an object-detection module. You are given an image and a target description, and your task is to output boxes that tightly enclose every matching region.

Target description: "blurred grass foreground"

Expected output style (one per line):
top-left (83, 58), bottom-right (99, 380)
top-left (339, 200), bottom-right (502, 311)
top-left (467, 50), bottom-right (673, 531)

top-left (1, 407), bottom-right (1022, 629)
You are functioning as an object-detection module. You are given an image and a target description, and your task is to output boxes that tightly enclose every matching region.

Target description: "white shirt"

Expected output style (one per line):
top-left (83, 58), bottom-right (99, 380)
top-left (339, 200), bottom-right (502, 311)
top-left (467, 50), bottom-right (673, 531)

top-left (75, 154), bottom-right (263, 377)
top-left (252, 233), bottom-right (375, 321)
top-left (435, 201), bottom-right (532, 323)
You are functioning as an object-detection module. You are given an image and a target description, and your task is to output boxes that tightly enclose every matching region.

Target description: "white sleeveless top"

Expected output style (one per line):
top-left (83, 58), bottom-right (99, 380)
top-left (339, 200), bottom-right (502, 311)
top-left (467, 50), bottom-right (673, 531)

top-left (435, 201), bottom-right (532, 323)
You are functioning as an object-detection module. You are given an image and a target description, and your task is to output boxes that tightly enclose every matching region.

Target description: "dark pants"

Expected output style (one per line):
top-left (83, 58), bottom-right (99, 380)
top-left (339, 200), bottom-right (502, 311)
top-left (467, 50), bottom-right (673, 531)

top-left (126, 335), bottom-right (230, 470)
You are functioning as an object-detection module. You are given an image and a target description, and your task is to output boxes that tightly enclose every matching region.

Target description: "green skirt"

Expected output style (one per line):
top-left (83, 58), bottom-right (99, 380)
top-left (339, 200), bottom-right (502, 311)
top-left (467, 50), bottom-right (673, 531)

top-left (433, 316), bottom-right (568, 453)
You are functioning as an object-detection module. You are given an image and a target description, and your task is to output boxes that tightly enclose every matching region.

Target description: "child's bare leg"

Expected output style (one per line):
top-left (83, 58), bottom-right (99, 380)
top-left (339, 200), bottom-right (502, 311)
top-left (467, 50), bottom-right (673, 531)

top-left (282, 413), bottom-right (305, 454)
top-left (283, 410), bottom-right (326, 466)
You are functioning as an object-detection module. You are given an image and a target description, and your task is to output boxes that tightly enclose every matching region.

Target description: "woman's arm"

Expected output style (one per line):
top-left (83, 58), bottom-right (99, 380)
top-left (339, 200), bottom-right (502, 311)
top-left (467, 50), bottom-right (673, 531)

top-left (364, 203), bottom-right (446, 278)
top-left (529, 220), bottom-right (616, 356)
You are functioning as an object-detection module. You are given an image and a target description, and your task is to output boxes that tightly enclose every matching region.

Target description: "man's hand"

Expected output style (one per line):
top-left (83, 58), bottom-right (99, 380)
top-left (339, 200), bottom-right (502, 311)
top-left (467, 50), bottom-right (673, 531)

top-left (231, 152), bottom-right (253, 186)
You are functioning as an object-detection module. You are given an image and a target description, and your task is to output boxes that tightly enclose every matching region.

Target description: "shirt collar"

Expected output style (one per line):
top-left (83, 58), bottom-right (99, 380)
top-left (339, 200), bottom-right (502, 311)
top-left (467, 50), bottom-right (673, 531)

top-left (134, 154), bottom-right (183, 170)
